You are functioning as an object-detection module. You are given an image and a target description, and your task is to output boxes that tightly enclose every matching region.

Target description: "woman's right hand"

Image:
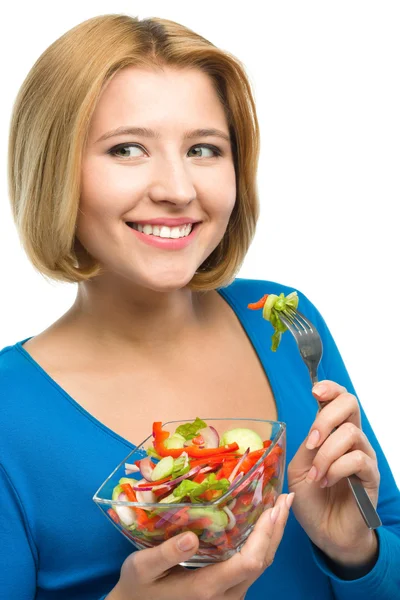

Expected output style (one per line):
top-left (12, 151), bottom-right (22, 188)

top-left (106, 492), bottom-right (294, 600)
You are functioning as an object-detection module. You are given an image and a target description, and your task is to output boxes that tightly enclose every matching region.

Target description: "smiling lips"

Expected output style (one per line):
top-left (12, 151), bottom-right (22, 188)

top-left (127, 222), bottom-right (193, 239)
top-left (126, 219), bottom-right (200, 249)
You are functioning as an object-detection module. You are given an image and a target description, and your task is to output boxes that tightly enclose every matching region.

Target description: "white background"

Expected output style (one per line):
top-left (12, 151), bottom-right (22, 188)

top-left (1, 2), bottom-right (399, 485)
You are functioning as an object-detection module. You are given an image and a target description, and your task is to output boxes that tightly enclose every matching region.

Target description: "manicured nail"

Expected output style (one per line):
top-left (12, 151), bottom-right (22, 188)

top-left (313, 384), bottom-right (327, 396)
top-left (271, 505), bottom-right (281, 523)
top-left (286, 492), bottom-right (295, 509)
top-left (306, 430), bottom-right (320, 450)
top-left (177, 533), bottom-right (196, 551)
top-left (320, 477), bottom-right (328, 488)
top-left (305, 465), bottom-right (318, 483)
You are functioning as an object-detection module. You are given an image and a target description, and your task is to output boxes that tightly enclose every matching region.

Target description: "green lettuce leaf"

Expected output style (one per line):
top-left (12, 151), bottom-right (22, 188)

top-left (175, 417), bottom-right (207, 441)
top-left (173, 472), bottom-right (230, 502)
top-left (262, 291), bottom-right (299, 351)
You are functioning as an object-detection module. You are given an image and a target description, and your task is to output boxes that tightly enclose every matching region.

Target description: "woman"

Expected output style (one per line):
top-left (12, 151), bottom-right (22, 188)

top-left (1, 13), bottom-right (399, 599)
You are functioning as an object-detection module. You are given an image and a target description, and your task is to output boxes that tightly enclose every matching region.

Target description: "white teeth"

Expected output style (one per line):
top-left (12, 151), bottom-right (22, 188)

top-left (130, 223), bottom-right (193, 238)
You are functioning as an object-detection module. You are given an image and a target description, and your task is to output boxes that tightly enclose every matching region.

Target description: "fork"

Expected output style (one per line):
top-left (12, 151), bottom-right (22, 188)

top-left (279, 307), bottom-right (382, 530)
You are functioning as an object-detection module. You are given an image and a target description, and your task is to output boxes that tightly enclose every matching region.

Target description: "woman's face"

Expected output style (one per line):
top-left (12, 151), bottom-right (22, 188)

top-left (78, 66), bottom-right (236, 292)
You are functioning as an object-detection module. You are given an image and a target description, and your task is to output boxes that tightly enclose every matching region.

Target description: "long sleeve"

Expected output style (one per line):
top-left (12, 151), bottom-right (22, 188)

top-left (300, 292), bottom-right (400, 598)
top-left (0, 464), bottom-right (37, 599)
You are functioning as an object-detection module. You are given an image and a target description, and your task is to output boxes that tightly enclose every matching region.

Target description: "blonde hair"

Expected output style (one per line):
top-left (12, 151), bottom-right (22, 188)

top-left (8, 14), bottom-right (260, 291)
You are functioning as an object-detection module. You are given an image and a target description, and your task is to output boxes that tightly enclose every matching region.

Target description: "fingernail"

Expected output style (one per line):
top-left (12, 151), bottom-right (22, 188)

top-left (305, 465), bottom-right (318, 483)
top-left (320, 477), bottom-right (328, 488)
top-left (313, 384), bottom-right (327, 396)
top-left (286, 492), bottom-right (295, 509)
top-left (271, 505), bottom-right (281, 523)
top-left (177, 533), bottom-right (196, 551)
top-left (306, 430), bottom-right (320, 450)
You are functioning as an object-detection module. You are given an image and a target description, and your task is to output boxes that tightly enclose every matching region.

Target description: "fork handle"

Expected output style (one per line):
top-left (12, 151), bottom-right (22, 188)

top-left (315, 398), bottom-right (382, 530)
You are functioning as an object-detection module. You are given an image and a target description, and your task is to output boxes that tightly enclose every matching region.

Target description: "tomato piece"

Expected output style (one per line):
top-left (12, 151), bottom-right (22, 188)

top-left (192, 434), bottom-right (205, 445)
top-left (193, 471), bottom-right (207, 483)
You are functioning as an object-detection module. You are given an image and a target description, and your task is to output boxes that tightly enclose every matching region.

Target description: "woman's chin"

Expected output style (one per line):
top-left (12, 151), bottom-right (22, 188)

top-left (141, 272), bottom-right (195, 293)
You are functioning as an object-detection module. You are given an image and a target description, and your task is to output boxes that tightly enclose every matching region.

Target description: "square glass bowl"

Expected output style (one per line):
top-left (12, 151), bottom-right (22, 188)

top-left (93, 418), bottom-right (286, 567)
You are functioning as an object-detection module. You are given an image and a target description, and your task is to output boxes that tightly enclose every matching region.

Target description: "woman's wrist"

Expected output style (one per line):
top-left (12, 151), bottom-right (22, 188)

top-left (321, 531), bottom-right (379, 580)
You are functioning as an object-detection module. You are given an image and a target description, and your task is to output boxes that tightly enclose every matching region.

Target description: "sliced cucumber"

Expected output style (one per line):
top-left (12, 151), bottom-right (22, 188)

top-left (188, 508), bottom-right (229, 532)
top-left (220, 427), bottom-right (263, 455)
top-left (163, 433), bottom-right (186, 449)
top-left (262, 294), bottom-right (278, 321)
top-left (112, 484), bottom-right (123, 501)
top-left (151, 456), bottom-right (174, 481)
top-left (158, 491), bottom-right (185, 504)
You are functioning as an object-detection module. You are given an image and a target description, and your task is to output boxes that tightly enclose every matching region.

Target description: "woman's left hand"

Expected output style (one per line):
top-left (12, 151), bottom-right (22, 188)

top-left (287, 380), bottom-right (380, 567)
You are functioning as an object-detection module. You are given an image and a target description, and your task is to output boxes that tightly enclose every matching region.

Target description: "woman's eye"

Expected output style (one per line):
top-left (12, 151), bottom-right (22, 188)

top-left (108, 143), bottom-right (222, 160)
top-left (108, 144), bottom-right (145, 159)
top-left (188, 144), bottom-right (222, 158)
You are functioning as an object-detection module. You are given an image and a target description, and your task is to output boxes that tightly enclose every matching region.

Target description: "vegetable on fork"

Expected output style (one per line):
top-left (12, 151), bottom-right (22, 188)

top-left (248, 291), bottom-right (299, 351)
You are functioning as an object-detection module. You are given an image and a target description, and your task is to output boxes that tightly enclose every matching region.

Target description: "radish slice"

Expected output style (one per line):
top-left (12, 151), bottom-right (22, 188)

top-left (124, 463), bottom-right (140, 475)
top-left (198, 426), bottom-right (219, 448)
top-left (223, 505), bottom-right (237, 530)
top-left (115, 494), bottom-right (137, 526)
top-left (135, 489), bottom-right (157, 505)
top-left (139, 457), bottom-right (155, 481)
top-left (228, 447), bottom-right (250, 483)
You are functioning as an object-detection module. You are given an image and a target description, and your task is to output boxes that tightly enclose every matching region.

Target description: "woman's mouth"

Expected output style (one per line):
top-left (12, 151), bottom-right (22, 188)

top-left (126, 222), bottom-right (194, 239)
top-left (125, 221), bottom-right (200, 250)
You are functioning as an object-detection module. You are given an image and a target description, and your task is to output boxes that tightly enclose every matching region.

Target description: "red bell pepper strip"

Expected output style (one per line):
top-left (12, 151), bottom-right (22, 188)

top-left (135, 507), bottom-right (153, 528)
top-left (120, 483), bottom-right (137, 502)
top-left (107, 508), bottom-right (120, 524)
top-left (189, 452), bottom-right (239, 468)
top-left (185, 443), bottom-right (239, 458)
top-left (247, 294), bottom-right (269, 310)
top-left (152, 421), bottom-right (239, 458)
top-left (215, 460), bottom-right (237, 480)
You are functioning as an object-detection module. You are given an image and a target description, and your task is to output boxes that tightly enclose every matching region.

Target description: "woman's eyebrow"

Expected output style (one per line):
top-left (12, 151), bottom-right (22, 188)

top-left (96, 126), bottom-right (231, 143)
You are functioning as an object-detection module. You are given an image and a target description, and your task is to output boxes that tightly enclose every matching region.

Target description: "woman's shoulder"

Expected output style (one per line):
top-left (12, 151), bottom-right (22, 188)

top-left (0, 337), bottom-right (36, 401)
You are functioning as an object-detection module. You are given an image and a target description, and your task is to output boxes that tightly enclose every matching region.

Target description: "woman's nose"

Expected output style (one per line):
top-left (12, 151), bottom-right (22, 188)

top-left (147, 158), bottom-right (197, 206)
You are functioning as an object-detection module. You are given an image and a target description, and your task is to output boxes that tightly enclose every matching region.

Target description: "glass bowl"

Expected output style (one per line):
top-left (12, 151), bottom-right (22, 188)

top-left (93, 418), bottom-right (286, 567)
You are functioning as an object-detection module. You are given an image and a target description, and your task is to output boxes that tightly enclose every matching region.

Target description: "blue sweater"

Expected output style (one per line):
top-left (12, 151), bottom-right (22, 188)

top-left (1, 278), bottom-right (399, 599)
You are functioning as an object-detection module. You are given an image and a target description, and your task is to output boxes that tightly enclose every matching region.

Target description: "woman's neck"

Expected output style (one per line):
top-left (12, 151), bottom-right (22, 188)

top-left (63, 275), bottom-right (214, 356)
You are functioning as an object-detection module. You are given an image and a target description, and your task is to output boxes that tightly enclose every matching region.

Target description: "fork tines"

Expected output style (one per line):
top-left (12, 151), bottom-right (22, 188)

top-left (282, 307), bottom-right (315, 335)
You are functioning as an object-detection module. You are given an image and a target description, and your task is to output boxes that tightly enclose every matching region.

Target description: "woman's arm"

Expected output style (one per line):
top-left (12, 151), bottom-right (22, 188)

top-left (0, 463), bottom-right (37, 596)
top-left (301, 292), bottom-right (400, 598)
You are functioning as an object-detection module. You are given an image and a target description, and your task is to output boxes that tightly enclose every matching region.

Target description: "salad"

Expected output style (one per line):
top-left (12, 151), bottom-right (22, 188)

top-left (106, 418), bottom-right (283, 556)
top-left (248, 291), bottom-right (299, 351)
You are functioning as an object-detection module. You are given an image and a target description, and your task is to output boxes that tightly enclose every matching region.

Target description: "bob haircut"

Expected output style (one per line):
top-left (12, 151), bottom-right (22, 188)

top-left (8, 14), bottom-right (260, 291)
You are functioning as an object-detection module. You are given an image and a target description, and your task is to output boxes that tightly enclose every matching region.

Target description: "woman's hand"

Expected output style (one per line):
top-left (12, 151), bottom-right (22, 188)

top-left (287, 380), bottom-right (380, 568)
top-left (106, 492), bottom-right (294, 600)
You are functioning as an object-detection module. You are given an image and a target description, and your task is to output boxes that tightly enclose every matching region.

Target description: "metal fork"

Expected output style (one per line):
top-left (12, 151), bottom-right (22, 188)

top-left (279, 307), bottom-right (382, 530)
